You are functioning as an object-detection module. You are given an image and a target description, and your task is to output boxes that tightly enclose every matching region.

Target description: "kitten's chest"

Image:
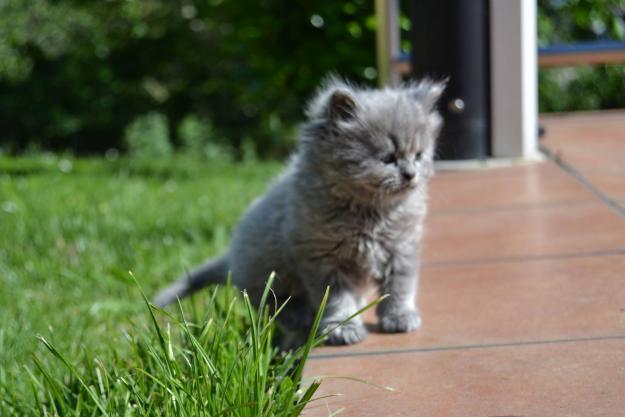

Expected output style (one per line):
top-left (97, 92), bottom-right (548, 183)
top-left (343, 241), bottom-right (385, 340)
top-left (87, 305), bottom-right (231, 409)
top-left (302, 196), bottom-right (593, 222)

top-left (294, 196), bottom-right (425, 281)
top-left (335, 215), bottom-right (415, 281)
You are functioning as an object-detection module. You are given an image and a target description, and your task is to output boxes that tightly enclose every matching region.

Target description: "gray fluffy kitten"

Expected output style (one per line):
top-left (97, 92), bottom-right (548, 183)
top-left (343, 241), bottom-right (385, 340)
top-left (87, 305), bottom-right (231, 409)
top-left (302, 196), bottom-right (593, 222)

top-left (154, 77), bottom-right (445, 346)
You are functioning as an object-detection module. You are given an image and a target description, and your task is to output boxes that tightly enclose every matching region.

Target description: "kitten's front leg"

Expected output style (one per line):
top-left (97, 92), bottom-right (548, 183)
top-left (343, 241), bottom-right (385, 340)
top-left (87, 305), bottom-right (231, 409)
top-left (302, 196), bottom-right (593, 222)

top-left (376, 257), bottom-right (422, 333)
top-left (306, 281), bottom-right (367, 345)
top-left (323, 286), bottom-right (367, 345)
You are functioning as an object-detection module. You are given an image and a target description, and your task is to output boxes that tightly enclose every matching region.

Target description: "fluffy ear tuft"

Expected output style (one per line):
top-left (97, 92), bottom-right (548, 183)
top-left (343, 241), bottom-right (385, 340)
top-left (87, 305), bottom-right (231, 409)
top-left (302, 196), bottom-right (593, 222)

top-left (328, 89), bottom-right (357, 122)
top-left (305, 75), bottom-right (358, 122)
top-left (409, 78), bottom-right (447, 111)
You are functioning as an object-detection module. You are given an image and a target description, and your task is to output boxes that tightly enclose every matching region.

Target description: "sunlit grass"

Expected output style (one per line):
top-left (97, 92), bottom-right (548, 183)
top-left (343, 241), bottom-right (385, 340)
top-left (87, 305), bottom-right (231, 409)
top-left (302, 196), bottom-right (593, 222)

top-left (0, 154), bottom-right (286, 404)
top-left (1, 272), bottom-right (331, 416)
top-left (0, 154), bottom-right (387, 416)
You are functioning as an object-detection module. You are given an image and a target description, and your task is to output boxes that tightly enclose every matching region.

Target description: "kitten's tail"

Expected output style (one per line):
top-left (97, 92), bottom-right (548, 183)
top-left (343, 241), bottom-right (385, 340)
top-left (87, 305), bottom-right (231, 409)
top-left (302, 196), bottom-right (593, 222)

top-left (153, 254), bottom-right (230, 307)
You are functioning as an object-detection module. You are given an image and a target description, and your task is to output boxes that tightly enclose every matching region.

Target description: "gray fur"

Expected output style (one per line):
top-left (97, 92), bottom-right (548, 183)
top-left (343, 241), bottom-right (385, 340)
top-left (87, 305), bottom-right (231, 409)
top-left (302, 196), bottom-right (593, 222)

top-left (154, 77), bottom-right (445, 345)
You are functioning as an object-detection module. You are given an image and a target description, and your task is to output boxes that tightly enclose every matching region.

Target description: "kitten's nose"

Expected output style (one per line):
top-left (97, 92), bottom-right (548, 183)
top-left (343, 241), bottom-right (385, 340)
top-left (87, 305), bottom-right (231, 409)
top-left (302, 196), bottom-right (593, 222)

top-left (401, 169), bottom-right (416, 181)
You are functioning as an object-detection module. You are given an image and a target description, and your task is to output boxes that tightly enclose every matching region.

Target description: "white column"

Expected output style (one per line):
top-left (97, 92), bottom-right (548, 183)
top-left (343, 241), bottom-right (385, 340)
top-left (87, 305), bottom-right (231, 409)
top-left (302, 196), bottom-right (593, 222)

top-left (490, 0), bottom-right (538, 159)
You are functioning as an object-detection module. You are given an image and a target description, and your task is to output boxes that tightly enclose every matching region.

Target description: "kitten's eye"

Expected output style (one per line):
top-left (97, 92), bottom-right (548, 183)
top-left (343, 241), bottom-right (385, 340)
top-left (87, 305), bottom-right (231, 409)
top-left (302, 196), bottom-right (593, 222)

top-left (415, 151), bottom-right (423, 160)
top-left (382, 153), bottom-right (397, 165)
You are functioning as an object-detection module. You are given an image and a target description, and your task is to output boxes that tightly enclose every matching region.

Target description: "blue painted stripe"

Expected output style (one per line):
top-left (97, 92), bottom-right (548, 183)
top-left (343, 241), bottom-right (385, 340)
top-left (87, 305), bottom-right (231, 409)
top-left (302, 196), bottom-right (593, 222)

top-left (394, 40), bottom-right (625, 62)
top-left (539, 40), bottom-right (625, 56)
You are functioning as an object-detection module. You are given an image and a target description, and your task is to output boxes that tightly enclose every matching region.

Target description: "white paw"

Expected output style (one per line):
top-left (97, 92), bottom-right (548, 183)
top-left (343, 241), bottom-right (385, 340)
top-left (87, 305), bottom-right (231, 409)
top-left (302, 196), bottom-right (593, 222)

top-left (323, 321), bottom-right (368, 345)
top-left (379, 310), bottom-right (421, 333)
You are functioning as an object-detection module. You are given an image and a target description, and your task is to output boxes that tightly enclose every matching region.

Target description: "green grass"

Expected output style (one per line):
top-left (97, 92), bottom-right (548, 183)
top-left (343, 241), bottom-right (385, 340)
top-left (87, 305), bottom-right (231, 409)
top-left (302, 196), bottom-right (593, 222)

top-left (2, 154), bottom-right (342, 414)
top-left (2, 272), bottom-right (331, 416)
top-left (0, 154), bottom-right (281, 365)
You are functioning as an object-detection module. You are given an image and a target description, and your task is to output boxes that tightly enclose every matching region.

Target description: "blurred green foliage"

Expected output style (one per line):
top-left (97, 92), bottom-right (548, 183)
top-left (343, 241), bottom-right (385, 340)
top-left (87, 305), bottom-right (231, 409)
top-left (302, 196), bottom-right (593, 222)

top-left (0, 0), bottom-right (376, 156)
top-left (124, 111), bottom-right (172, 158)
top-left (538, 0), bottom-right (625, 112)
top-left (1, 1), bottom-right (624, 155)
top-left (177, 113), bottom-right (234, 161)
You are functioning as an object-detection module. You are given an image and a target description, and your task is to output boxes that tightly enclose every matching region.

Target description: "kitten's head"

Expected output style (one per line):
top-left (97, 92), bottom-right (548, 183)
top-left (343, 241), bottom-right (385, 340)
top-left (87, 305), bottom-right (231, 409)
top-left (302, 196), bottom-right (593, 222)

top-left (301, 76), bottom-right (445, 204)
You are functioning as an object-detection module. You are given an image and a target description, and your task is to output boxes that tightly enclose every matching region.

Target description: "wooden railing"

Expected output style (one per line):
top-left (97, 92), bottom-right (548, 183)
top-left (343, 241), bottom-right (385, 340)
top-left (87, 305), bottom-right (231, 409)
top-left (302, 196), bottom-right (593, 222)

top-left (392, 40), bottom-right (625, 75)
top-left (538, 40), bottom-right (625, 67)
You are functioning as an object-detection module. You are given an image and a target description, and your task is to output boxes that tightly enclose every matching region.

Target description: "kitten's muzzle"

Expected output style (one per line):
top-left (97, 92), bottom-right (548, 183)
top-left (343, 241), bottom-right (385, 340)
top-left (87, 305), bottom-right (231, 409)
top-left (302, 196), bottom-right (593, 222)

top-left (395, 176), bottom-right (418, 193)
top-left (401, 169), bottom-right (416, 181)
top-left (398, 161), bottom-right (416, 182)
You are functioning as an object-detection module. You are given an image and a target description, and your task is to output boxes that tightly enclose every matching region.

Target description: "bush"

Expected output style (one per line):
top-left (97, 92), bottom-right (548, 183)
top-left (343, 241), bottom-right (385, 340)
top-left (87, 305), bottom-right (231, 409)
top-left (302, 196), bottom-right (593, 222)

top-left (177, 114), bottom-right (234, 162)
top-left (124, 112), bottom-right (172, 158)
top-left (0, 0), bottom-right (376, 157)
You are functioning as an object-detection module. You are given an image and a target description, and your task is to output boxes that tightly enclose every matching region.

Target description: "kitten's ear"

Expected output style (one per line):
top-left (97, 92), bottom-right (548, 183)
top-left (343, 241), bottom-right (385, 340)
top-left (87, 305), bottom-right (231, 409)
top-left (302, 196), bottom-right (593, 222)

top-left (305, 75), bottom-right (358, 122)
top-left (328, 89), bottom-right (357, 122)
top-left (410, 79), bottom-right (447, 111)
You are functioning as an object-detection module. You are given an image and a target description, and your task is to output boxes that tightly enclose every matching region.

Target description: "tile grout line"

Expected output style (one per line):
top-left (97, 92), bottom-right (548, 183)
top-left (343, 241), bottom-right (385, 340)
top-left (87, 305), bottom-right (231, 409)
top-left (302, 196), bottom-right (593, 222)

top-left (422, 248), bottom-right (625, 269)
top-left (310, 334), bottom-right (625, 360)
top-left (430, 198), bottom-right (595, 216)
top-left (540, 145), bottom-right (625, 218)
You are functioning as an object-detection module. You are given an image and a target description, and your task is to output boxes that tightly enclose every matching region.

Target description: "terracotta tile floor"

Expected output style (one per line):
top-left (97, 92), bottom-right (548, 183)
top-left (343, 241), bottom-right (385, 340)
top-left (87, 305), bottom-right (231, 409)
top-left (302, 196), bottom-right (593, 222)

top-left (303, 112), bottom-right (625, 416)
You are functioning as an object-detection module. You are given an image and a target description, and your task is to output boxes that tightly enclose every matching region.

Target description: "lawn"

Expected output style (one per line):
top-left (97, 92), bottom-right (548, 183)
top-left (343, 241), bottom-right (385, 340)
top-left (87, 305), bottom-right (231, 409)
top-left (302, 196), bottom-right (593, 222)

top-left (0, 154), bottom-right (338, 415)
